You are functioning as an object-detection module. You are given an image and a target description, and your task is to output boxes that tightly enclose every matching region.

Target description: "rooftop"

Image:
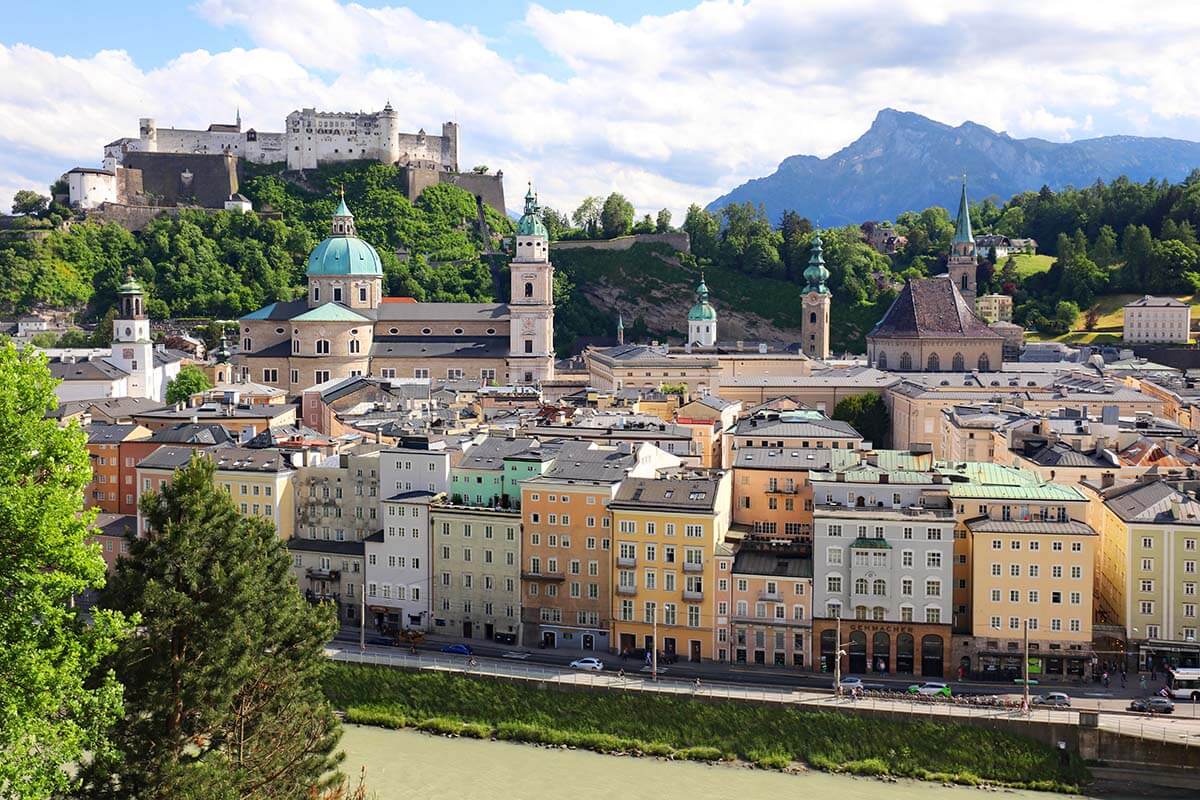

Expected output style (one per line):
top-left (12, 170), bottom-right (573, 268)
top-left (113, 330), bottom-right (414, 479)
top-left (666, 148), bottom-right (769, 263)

top-left (868, 277), bottom-right (1000, 340)
top-left (610, 476), bottom-right (722, 513)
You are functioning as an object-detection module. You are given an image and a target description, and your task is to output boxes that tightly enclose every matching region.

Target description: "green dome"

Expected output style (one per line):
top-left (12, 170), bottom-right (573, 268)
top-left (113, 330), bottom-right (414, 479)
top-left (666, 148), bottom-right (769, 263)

top-left (306, 235), bottom-right (383, 276)
top-left (803, 229), bottom-right (830, 294)
top-left (687, 275), bottom-right (716, 320)
top-left (516, 182), bottom-right (548, 237)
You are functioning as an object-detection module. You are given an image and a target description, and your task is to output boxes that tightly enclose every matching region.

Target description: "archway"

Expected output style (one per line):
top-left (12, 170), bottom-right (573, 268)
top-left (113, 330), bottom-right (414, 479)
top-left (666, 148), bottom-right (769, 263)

top-left (896, 633), bottom-right (915, 673)
top-left (873, 631), bottom-right (891, 673)
top-left (849, 630), bottom-right (868, 674)
top-left (921, 634), bottom-right (945, 677)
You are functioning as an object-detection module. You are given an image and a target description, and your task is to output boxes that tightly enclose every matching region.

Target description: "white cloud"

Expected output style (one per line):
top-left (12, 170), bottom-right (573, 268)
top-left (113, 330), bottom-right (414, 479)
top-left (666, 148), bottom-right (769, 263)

top-left (3, 0), bottom-right (1200, 217)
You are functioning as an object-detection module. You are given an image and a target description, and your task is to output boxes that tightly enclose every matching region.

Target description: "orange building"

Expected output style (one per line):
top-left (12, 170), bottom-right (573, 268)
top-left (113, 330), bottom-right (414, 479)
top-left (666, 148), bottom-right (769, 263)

top-left (89, 512), bottom-right (136, 573)
top-left (84, 423), bottom-right (152, 514)
top-left (727, 544), bottom-right (813, 667)
top-left (732, 447), bottom-right (859, 542)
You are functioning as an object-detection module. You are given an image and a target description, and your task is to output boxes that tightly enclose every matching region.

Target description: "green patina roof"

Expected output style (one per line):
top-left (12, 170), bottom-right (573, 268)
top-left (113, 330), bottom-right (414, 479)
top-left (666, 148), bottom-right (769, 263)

top-left (334, 195), bottom-right (353, 218)
top-left (291, 302), bottom-right (370, 323)
top-left (803, 230), bottom-right (830, 294)
top-left (117, 267), bottom-right (143, 294)
top-left (688, 276), bottom-right (717, 321)
top-left (948, 481), bottom-right (1085, 502)
top-left (307, 235), bottom-right (383, 276)
top-left (516, 183), bottom-right (548, 237)
top-left (240, 302), bottom-right (281, 320)
top-left (849, 537), bottom-right (892, 550)
top-left (953, 177), bottom-right (974, 244)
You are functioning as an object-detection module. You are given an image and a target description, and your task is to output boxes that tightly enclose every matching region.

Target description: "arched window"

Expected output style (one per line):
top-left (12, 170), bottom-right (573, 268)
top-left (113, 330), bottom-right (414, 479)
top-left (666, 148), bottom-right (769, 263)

top-left (952, 352), bottom-right (964, 371)
top-left (978, 353), bottom-right (990, 372)
top-left (349, 339), bottom-right (360, 354)
top-left (899, 352), bottom-right (912, 371)
top-left (524, 282), bottom-right (533, 298)
top-left (316, 339), bottom-right (330, 355)
top-left (927, 352), bottom-right (940, 372)
top-left (242, 337), bottom-right (251, 351)
top-left (961, 273), bottom-right (969, 290)
top-left (872, 579), bottom-right (887, 596)
top-left (809, 311), bottom-right (817, 324)
top-left (291, 338), bottom-right (300, 354)
top-left (854, 577), bottom-right (868, 595)
top-left (878, 351), bottom-right (888, 370)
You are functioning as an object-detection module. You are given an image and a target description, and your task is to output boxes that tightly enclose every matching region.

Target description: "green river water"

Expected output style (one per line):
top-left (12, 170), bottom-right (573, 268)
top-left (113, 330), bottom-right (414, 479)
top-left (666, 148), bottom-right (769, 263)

top-left (340, 724), bottom-right (1103, 800)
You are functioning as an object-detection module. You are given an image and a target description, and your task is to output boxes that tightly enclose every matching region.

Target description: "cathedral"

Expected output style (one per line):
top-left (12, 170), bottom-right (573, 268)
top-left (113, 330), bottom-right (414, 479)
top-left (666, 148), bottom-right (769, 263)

top-left (233, 186), bottom-right (554, 394)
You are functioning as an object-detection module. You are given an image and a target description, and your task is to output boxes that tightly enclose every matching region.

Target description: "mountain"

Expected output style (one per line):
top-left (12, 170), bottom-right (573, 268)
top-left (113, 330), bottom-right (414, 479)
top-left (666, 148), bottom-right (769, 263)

top-left (708, 109), bottom-right (1200, 225)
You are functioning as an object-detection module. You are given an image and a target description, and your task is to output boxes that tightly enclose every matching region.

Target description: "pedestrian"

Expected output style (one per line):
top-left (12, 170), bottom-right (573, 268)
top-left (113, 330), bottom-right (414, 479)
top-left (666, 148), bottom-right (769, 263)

top-left (1120, 671), bottom-right (1126, 688)
top-left (1139, 674), bottom-right (1147, 691)
top-left (1102, 671), bottom-right (1110, 688)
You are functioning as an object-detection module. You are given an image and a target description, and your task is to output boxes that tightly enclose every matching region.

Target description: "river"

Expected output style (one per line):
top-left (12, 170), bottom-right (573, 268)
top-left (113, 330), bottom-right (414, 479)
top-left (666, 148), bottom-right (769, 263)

top-left (339, 724), bottom-right (1102, 800)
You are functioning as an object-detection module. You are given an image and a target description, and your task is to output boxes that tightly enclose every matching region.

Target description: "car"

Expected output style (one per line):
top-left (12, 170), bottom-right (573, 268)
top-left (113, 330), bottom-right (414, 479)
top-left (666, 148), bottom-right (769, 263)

top-left (1129, 697), bottom-right (1175, 714)
top-left (907, 682), bottom-right (952, 697)
top-left (441, 643), bottom-right (473, 656)
top-left (367, 636), bottom-right (396, 647)
top-left (836, 676), bottom-right (864, 691)
top-left (570, 657), bottom-right (604, 671)
top-left (1033, 692), bottom-right (1071, 708)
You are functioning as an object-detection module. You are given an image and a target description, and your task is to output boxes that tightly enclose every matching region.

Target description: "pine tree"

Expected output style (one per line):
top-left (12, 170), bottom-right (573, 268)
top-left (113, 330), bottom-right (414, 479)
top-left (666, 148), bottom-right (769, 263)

top-left (78, 455), bottom-right (341, 800)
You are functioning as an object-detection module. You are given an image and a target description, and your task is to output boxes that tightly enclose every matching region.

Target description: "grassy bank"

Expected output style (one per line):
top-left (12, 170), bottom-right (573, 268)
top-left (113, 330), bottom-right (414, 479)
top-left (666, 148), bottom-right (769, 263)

top-left (323, 664), bottom-right (1088, 792)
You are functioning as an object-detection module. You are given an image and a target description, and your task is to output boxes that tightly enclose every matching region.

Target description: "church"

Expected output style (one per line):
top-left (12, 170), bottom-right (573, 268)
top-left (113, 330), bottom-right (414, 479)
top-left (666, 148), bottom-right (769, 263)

top-left (233, 186), bottom-right (555, 394)
top-left (866, 179), bottom-right (1003, 372)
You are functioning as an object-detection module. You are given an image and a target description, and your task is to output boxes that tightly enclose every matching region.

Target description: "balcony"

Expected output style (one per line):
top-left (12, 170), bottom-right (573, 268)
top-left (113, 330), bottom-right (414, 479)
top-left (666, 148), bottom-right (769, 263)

top-left (758, 590), bottom-right (782, 601)
top-left (617, 555), bottom-right (637, 567)
top-left (521, 570), bottom-right (565, 581)
top-left (683, 588), bottom-right (704, 601)
top-left (732, 615), bottom-right (809, 628)
top-left (617, 584), bottom-right (637, 596)
top-left (304, 589), bottom-right (340, 604)
top-left (765, 485), bottom-right (800, 495)
top-left (306, 567), bottom-right (340, 580)
top-left (683, 561), bottom-right (704, 573)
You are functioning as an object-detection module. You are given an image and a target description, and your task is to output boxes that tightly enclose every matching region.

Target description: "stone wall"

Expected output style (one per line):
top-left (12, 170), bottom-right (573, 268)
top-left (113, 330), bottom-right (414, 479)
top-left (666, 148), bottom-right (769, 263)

top-left (122, 151), bottom-right (240, 208)
top-left (440, 171), bottom-right (506, 217)
top-left (552, 232), bottom-right (691, 254)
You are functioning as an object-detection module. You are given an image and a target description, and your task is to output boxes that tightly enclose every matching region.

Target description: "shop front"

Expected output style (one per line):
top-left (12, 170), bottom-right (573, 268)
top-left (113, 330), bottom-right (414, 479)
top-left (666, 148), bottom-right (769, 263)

top-left (1139, 638), bottom-right (1200, 671)
top-left (813, 618), bottom-right (951, 678)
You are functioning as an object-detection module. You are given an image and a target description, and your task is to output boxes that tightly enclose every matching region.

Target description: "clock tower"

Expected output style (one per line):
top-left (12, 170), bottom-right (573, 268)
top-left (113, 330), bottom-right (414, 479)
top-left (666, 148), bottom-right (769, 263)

top-left (801, 230), bottom-right (831, 360)
top-left (507, 183), bottom-right (555, 384)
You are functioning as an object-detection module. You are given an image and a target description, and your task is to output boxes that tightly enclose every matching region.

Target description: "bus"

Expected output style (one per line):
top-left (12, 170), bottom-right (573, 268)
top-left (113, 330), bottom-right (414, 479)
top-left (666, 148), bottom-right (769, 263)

top-left (1165, 667), bottom-right (1200, 701)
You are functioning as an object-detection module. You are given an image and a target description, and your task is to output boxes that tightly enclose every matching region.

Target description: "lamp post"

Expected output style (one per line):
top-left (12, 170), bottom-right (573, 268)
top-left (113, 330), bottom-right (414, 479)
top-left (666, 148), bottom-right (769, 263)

top-left (833, 615), bottom-right (851, 697)
top-left (360, 579), bottom-right (367, 651)
top-left (1023, 618), bottom-right (1031, 714)
top-left (652, 604), bottom-right (658, 682)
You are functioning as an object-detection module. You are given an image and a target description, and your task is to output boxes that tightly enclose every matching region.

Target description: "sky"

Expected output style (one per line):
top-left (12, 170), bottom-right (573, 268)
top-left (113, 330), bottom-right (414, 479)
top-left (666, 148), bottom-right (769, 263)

top-left (3, 0), bottom-right (1200, 218)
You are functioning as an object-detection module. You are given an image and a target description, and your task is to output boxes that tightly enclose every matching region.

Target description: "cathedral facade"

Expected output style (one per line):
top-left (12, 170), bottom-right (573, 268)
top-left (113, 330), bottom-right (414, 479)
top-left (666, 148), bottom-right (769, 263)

top-left (233, 187), bottom-right (554, 394)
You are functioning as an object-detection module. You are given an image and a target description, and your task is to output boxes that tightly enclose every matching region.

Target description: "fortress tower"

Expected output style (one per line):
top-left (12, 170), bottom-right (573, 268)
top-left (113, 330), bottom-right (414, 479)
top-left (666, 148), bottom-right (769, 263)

top-left (947, 176), bottom-right (977, 305)
top-left (801, 230), bottom-right (832, 360)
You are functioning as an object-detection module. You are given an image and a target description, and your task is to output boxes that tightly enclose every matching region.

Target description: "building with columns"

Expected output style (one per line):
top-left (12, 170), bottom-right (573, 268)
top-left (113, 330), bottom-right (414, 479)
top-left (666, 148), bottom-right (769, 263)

top-left (801, 230), bottom-right (832, 360)
top-left (234, 186), bottom-right (555, 394)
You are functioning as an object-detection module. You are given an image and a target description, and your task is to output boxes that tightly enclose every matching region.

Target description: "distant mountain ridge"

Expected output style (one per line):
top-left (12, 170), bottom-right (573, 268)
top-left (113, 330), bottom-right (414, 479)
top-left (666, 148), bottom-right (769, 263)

top-left (708, 109), bottom-right (1200, 225)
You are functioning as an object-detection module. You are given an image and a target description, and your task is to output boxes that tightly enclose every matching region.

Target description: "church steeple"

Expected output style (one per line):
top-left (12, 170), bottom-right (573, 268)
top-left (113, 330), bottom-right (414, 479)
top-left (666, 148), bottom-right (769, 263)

top-left (803, 230), bottom-right (830, 294)
top-left (616, 313), bottom-right (625, 346)
top-left (516, 181), bottom-right (547, 238)
top-left (331, 187), bottom-right (356, 236)
top-left (953, 175), bottom-right (974, 246)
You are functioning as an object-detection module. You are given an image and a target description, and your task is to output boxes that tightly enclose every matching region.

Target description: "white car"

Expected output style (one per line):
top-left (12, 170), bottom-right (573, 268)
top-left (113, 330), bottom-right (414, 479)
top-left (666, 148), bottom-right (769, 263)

top-left (1033, 692), bottom-right (1071, 707)
top-left (570, 657), bottom-right (604, 671)
top-left (837, 676), bottom-right (864, 690)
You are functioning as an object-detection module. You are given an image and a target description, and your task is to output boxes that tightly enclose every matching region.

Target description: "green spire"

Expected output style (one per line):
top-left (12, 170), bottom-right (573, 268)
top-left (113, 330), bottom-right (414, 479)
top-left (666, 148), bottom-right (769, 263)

top-left (803, 230), bottom-right (830, 294)
top-left (687, 273), bottom-right (717, 321)
top-left (334, 185), bottom-right (352, 219)
top-left (953, 175), bottom-right (973, 244)
top-left (616, 313), bottom-right (624, 331)
top-left (117, 265), bottom-right (143, 294)
top-left (516, 181), bottom-right (548, 237)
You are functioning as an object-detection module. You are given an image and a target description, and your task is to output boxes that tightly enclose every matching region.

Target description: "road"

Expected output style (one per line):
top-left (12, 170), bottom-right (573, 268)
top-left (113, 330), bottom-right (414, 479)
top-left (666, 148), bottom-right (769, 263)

top-left (327, 636), bottom-right (1200, 747)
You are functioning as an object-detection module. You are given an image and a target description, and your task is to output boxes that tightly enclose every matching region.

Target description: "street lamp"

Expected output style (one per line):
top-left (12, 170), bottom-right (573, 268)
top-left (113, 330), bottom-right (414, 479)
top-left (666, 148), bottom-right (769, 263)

top-left (833, 615), bottom-right (853, 697)
top-left (1023, 618), bottom-right (1030, 714)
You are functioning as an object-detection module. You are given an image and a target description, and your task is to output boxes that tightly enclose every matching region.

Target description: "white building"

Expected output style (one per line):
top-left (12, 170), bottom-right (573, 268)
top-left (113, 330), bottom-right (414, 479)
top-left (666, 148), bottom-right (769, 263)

top-left (1123, 296), bottom-right (1191, 344)
top-left (65, 167), bottom-right (119, 209)
top-left (369, 490), bottom-right (439, 631)
top-left (379, 434), bottom-right (465, 497)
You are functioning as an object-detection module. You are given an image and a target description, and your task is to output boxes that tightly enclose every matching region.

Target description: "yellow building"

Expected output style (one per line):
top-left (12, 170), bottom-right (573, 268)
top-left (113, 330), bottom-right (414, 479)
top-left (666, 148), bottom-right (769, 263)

top-left (968, 515), bottom-right (1097, 680)
top-left (135, 445), bottom-right (298, 540)
top-left (609, 473), bottom-right (733, 662)
top-left (1086, 480), bottom-right (1200, 670)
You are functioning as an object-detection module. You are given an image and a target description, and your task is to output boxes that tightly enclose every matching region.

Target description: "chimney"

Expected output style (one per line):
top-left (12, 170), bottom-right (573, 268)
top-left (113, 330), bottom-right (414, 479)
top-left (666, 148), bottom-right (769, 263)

top-left (1171, 498), bottom-right (1183, 520)
top-left (1101, 472), bottom-right (1115, 488)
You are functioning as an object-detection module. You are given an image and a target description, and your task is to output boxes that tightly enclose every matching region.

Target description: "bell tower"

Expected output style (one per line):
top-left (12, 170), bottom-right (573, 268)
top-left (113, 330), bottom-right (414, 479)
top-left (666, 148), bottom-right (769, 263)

top-left (947, 175), bottom-right (977, 305)
top-left (801, 230), bottom-right (832, 360)
top-left (508, 183), bottom-right (555, 384)
top-left (110, 268), bottom-right (157, 399)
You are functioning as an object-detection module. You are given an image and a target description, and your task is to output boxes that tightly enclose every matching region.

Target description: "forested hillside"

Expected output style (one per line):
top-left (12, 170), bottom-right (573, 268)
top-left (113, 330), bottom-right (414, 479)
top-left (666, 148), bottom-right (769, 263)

top-left (0, 161), bottom-right (510, 322)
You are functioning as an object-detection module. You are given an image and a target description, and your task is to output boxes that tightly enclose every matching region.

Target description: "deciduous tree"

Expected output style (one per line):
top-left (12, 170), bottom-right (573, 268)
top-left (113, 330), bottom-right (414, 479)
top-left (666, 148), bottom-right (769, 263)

top-left (165, 364), bottom-right (213, 405)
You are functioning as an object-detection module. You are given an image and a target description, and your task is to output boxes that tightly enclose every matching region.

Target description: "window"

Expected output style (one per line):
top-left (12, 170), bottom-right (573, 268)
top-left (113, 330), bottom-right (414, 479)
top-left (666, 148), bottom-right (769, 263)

top-left (902, 550), bottom-right (913, 567)
top-left (316, 339), bottom-right (330, 355)
top-left (349, 338), bottom-right (361, 354)
top-left (926, 552), bottom-right (942, 568)
top-left (826, 576), bottom-right (842, 593)
top-left (262, 368), bottom-right (278, 383)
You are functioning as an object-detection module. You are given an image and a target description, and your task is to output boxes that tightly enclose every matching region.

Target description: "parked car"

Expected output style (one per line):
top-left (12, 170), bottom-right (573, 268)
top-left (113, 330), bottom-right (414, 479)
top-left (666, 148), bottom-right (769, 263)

top-left (908, 682), bottom-right (952, 697)
top-left (837, 676), bottom-right (864, 691)
top-left (441, 643), bottom-right (473, 656)
top-left (1033, 692), bottom-right (1071, 707)
top-left (570, 657), bottom-right (604, 671)
top-left (368, 636), bottom-right (395, 647)
top-left (1129, 697), bottom-right (1175, 714)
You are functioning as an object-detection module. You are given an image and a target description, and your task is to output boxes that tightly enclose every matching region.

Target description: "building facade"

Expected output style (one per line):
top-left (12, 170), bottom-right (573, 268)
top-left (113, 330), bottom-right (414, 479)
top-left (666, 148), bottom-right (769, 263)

top-left (369, 490), bottom-right (439, 632)
top-left (430, 505), bottom-right (523, 643)
top-left (1123, 296), bottom-right (1191, 344)
top-left (728, 545), bottom-right (813, 667)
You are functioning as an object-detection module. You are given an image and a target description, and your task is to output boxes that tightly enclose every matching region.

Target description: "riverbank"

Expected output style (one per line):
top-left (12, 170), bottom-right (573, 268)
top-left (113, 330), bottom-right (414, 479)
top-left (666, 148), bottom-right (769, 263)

top-left (324, 663), bottom-right (1089, 793)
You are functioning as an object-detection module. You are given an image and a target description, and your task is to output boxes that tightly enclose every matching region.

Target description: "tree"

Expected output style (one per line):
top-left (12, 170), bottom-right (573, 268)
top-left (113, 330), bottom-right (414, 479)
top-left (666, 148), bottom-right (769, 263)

top-left (12, 189), bottom-right (49, 216)
top-left (832, 392), bottom-right (890, 448)
top-left (1089, 224), bottom-right (1118, 267)
top-left (470, 165), bottom-right (489, 174)
top-left (165, 364), bottom-right (213, 404)
top-left (77, 455), bottom-right (341, 799)
top-left (571, 196), bottom-right (602, 238)
top-left (1054, 300), bottom-right (1080, 331)
top-left (600, 193), bottom-right (635, 239)
top-left (0, 344), bottom-right (128, 799)
top-left (632, 213), bottom-right (655, 235)
top-left (538, 206), bottom-right (571, 241)
top-left (682, 204), bottom-right (719, 261)
top-left (655, 208), bottom-right (672, 233)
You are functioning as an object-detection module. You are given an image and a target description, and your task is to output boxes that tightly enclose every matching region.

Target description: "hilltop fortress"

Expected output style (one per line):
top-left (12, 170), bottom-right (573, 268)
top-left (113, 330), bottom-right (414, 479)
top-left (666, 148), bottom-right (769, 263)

top-left (72, 103), bottom-right (504, 220)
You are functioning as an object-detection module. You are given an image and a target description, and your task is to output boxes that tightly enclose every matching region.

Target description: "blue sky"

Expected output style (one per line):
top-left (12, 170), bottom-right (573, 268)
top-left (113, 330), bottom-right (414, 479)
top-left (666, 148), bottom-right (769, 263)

top-left (2, 1), bottom-right (1199, 216)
